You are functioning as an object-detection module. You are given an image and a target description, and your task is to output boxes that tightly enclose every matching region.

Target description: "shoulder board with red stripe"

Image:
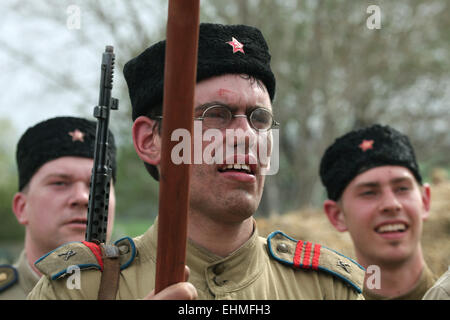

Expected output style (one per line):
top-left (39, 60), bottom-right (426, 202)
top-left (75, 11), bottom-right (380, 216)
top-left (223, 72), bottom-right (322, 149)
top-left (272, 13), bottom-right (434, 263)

top-left (267, 230), bottom-right (365, 293)
top-left (34, 237), bottom-right (136, 280)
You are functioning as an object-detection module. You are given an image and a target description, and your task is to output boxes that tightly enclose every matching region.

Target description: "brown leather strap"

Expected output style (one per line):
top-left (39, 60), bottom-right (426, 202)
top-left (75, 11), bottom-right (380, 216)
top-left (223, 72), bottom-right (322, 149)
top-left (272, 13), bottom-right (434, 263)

top-left (97, 244), bottom-right (120, 300)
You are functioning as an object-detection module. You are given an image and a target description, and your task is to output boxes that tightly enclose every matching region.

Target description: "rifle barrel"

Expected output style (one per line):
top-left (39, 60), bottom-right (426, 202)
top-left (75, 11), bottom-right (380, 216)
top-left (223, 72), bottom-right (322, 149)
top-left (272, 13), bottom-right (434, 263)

top-left (85, 46), bottom-right (117, 244)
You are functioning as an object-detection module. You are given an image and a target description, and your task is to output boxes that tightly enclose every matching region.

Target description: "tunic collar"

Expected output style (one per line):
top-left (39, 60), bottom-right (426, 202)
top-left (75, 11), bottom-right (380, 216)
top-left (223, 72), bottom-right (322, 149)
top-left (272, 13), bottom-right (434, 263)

top-left (14, 250), bottom-right (41, 295)
top-left (138, 218), bottom-right (267, 296)
top-left (187, 220), bottom-right (266, 295)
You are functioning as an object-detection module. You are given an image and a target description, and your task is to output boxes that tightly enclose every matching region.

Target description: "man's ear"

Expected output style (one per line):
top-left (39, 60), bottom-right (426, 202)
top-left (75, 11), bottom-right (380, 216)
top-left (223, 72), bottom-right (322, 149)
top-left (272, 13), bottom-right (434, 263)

top-left (132, 116), bottom-right (161, 166)
top-left (420, 183), bottom-right (431, 221)
top-left (12, 192), bottom-right (29, 226)
top-left (323, 199), bottom-right (348, 232)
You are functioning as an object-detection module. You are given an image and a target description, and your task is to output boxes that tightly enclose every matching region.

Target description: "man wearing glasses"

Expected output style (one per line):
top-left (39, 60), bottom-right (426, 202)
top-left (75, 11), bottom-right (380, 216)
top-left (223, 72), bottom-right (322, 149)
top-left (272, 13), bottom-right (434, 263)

top-left (29, 23), bottom-right (364, 300)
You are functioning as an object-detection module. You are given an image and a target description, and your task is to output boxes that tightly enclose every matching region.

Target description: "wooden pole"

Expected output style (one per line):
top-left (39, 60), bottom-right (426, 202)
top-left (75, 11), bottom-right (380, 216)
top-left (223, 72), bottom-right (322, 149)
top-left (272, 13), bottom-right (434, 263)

top-left (154, 0), bottom-right (200, 293)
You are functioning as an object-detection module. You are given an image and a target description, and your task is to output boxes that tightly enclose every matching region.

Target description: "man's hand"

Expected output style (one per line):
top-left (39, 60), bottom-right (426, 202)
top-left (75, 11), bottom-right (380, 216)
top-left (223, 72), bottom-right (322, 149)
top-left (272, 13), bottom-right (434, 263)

top-left (144, 266), bottom-right (197, 300)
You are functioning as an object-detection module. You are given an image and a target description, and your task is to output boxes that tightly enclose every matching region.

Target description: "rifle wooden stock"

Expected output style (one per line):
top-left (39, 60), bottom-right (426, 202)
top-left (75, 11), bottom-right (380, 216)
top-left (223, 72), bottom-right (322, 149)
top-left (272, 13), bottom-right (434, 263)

top-left (154, 0), bottom-right (200, 293)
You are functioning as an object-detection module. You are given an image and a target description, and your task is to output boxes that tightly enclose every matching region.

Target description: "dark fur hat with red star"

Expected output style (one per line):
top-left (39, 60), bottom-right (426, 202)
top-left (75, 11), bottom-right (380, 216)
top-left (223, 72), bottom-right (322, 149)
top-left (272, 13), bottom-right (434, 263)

top-left (319, 124), bottom-right (423, 201)
top-left (16, 116), bottom-right (117, 191)
top-left (123, 23), bottom-right (276, 121)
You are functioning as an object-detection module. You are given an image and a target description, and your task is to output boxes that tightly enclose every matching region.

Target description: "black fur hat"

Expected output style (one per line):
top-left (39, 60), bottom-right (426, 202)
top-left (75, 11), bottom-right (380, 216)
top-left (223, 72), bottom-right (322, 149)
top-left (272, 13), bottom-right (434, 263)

top-left (319, 124), bottom-right (422, 201)
top-left (123, 23), bottom-right (276, 121)
top-left (16, 116), bottom-right (117, 191)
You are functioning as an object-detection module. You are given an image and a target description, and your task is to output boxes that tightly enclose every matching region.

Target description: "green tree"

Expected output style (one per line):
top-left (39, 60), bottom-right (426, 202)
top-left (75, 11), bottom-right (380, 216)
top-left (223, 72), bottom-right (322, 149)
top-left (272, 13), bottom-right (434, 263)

top-left (0, 118), bottom-right (24, 241)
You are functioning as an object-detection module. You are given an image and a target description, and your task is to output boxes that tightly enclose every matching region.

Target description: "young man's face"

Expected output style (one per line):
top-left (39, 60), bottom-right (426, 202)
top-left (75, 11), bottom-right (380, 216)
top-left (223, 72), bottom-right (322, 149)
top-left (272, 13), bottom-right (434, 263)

top-left (189, 74), bottom-right (273, 223)
top-left (327, 165), bottom-right (430, 267)
top-left (13, 156), bottom-right (116, 253)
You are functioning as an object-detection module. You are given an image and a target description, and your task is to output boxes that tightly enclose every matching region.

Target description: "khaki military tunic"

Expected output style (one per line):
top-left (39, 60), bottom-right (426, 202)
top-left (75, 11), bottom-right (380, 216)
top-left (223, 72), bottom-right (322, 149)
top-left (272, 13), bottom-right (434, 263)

top-left (0, 250), bottom-right (41, 300)
top-left (422, 268), bottom-right (450, 300)
top-left (28, 220), bottom-right (365, 300)
top-left (363, 264), bottom-right (436, 300)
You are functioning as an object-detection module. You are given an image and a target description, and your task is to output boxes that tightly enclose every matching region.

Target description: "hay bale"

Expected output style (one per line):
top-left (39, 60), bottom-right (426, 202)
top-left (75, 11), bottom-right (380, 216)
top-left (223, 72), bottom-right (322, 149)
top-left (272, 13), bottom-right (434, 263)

top-left (431, 168), bottom-right (448, 185)
top-left (257, 208), bottom-right (355, 259)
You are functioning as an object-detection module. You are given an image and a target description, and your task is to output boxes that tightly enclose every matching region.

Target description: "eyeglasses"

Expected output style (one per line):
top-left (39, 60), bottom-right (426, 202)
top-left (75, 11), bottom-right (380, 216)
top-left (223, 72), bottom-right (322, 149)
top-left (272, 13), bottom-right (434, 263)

top-left (153, 105), bottom-right (279, 131)
top-left (195, 105), bottom-right (279, 131)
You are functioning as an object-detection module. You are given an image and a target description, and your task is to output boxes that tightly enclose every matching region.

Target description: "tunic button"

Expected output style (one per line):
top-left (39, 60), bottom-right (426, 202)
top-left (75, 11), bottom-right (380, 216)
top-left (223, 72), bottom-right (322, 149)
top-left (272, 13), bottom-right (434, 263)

top-left (277, 243), bottom-right (290, 253)
top-left (213, 276), bottom-right (227, 286)
top-left (213, 264), bottom-right (225, 275)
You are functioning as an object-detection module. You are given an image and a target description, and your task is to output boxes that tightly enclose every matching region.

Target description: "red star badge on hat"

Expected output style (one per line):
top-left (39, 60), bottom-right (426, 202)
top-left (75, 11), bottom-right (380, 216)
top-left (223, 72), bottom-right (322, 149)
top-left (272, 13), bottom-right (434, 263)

top-left (227, 37), bottom-right (245, 54)
top-left (68, 129), bottom-right (85, 142)
top-left (359, 139), bottom-right (374, 152)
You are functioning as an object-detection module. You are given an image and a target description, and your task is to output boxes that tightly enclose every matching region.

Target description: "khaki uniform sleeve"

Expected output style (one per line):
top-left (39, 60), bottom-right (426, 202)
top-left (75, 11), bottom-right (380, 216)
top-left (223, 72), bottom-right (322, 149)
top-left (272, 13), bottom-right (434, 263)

top-left (27, 276), bottom-right (58, 300)
top-left (422, 269), bottom-right (450, 300)
top-left (422, 286), bottom-right (449, 300)
top-left (28, 269), bottom-right (102, 300)
top-left (27, 237), bottom-right (137, 300)
top-left (328, 276), bottom-right (365, 300)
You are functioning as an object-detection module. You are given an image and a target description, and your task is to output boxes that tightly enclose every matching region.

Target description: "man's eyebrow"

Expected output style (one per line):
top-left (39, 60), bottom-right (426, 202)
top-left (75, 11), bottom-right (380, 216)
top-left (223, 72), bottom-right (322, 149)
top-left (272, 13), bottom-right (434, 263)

top-left (354, 177), bottom-right (413, 189)
top-left (194, 102), bottom-right (268, 113)
top-left (194, 101), bottom-right (227, 112)
top-left (43, 173), bottom-right (73, 180)
top-left (390, 177), bottom-right (414, 184)
top-left (354, 181), bottom-right (379, 189)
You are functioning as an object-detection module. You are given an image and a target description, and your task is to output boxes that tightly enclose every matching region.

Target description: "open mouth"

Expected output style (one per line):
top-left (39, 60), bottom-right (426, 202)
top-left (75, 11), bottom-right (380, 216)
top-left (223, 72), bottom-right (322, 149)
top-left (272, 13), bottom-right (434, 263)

top-left (218, 163), bottom-right (254, 175)
top-left (375, 223), bottom-right (408, 234)
top-left (217, 154), bottom-right (258, 177)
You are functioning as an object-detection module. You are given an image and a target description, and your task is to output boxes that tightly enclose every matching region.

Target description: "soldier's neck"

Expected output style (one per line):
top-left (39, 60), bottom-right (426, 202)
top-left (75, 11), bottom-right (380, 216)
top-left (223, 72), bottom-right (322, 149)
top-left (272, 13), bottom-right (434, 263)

top-left (24, 235), bottom-right (45, 277)
top-left (187, 213), bottom-right (254, 258)
top-left (359, 247), bottom-right (425, 298)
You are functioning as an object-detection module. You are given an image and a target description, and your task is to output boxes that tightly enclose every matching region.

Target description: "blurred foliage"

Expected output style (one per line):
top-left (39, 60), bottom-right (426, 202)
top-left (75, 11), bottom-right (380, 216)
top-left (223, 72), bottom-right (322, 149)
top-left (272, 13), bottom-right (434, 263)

top-left (114, 142), bottom-right (160, 221)
top-left (112, 218), bottom-right (155, 241)
top-left (0, 118), bottom-right (24, 241)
